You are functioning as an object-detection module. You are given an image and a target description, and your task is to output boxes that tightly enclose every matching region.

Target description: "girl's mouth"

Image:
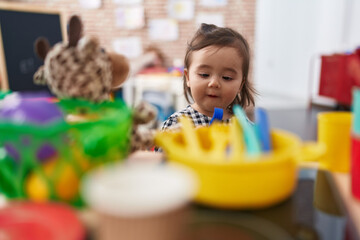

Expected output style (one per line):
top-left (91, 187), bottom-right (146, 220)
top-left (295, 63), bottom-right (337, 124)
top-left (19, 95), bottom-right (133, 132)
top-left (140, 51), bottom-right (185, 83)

top-left (207, 94), bottom-right (218, 98)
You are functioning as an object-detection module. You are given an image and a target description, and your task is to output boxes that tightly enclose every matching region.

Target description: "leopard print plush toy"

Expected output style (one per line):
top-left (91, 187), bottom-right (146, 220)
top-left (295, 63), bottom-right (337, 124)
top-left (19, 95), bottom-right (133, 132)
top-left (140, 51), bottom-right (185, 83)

top-left (130, 101), bottom-right (157, 153)
top-left (34, 15), bottom-right (157, 152)
top-left (33, 15), bottom-right (129, 102)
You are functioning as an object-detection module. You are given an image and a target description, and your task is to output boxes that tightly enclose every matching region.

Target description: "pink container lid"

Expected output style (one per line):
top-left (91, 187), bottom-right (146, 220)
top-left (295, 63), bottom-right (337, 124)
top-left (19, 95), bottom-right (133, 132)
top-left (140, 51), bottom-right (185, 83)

top-left (0, 201), bottom-right (85, 240)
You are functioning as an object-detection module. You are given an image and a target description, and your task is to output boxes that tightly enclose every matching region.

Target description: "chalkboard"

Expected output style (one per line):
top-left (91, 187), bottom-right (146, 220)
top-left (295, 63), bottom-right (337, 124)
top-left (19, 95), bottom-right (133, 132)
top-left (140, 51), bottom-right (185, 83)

top-left (0, 3), bottom-right (65, 92)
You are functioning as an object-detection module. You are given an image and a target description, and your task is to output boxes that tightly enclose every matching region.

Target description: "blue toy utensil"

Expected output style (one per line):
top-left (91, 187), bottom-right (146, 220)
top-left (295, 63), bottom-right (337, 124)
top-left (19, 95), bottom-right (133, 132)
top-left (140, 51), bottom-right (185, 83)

top-left (210, 108), bottom-right (223, 125)
top-left (255, 108), bottom-right (272, 152)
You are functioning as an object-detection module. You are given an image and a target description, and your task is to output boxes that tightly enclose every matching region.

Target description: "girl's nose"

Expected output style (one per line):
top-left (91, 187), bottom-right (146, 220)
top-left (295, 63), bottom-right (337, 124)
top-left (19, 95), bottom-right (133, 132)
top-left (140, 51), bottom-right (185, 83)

top-left (208, 77), bottom-right (220, 88)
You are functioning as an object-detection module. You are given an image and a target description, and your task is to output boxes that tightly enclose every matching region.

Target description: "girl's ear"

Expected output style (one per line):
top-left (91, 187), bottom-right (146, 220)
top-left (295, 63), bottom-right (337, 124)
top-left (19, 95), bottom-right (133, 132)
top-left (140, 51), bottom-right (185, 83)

top-left (184, 68), bottom-right (190, 87)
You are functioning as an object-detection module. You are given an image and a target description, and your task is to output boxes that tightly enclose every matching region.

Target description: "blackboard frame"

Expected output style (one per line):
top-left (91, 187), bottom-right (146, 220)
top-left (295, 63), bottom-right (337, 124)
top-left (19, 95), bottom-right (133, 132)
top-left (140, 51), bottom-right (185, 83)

top-left (0, 2), bottom-right (66, 91)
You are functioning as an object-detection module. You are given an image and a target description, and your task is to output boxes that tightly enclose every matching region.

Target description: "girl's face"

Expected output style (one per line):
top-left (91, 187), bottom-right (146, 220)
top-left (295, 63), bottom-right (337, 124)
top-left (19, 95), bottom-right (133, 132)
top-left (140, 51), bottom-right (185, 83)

top-left (184, 46), bottom-right (244, 118)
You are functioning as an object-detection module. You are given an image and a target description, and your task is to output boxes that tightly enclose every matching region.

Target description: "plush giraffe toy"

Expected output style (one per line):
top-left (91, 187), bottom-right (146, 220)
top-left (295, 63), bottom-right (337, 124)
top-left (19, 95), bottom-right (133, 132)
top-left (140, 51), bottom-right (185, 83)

top-left (33, 15), bottom-right (129, 102)
top-left (33, 15), bottom-right (157, 153)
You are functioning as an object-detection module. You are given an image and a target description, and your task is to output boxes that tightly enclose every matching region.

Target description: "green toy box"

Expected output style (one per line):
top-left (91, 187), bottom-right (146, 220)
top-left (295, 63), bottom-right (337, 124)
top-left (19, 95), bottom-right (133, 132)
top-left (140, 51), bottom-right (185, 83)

top-left (0, 96), bottom-right (132, 206)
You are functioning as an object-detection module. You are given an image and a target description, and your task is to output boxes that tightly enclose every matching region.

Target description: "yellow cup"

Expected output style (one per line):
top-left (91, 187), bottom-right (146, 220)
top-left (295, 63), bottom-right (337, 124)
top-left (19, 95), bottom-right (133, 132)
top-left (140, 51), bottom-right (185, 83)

top-left (317, 112), bottom-right (352, 172)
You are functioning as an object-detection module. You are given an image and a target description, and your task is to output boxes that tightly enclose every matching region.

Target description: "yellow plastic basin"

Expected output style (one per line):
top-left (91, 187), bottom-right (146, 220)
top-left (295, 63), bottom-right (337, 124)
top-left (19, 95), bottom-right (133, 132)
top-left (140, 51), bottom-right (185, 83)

top-left (156, 120), bottom-right (322, 209)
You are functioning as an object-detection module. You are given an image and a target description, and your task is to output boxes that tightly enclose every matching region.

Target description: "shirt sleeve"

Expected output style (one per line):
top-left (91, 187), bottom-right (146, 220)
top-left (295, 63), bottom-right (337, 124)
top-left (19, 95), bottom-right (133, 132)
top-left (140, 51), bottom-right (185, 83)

top-left (161, 115), bottom-right (180, 131)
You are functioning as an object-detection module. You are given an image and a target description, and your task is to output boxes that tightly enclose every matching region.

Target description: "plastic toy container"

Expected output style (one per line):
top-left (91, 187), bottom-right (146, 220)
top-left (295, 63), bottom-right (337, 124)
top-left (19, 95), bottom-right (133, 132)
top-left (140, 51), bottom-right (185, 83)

top-left (82, 162), bottom-right (197, 240)
top-left (155, 120), bottom-right (324, 209)
top-left (317, 111), bottom-right (352, 172)
top-left (351, 136), bottom-right (360, 200)
top-left (0, 95), bottom-right (132, 206)
top-left (0, 201), bottom-right (85, 240)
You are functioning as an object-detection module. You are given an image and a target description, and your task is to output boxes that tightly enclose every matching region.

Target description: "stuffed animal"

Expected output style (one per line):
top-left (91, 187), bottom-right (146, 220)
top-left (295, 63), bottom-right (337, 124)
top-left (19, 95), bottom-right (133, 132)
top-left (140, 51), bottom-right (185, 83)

top-left (33, 15), bottom-right (157, 153)
top-left (33, 15), bottom-right (129, 102)
top-left (130, 101), bottom-right (157, 153)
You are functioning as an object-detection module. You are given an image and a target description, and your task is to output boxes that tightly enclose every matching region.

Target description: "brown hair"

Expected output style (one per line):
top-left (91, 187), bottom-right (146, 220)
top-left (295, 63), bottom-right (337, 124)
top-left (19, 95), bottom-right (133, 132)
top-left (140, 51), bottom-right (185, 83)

top-left (183, 23), bottom-right (257, 111)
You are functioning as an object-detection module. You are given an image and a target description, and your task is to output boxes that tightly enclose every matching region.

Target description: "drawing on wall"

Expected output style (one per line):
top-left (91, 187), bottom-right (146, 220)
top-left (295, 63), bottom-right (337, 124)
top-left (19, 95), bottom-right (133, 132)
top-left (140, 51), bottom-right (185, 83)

top-left (148, 19), bottom-right (179, 41)
top-left (79, 0), bottom-right (101, 9)
top-left (115, 6), bottom-right (145, 29)
top-left (199, 0), bottom-right (227, 7)
top-left (196, 13), bottom-right (224, 27)
top-left (113, 0), bottom-right (143, 5)
top-left (79, 0), bottom-right (102, 9)
top-left (112, 37), bottom-right (143, 59)
top-left (167, 0), bottom-right (194, 21)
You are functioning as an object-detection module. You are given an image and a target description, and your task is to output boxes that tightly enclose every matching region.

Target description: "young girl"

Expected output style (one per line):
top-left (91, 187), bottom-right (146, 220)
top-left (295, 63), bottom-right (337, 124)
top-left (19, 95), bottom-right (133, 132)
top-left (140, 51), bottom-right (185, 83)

top-left (161, 23), bottom-right (256, 130)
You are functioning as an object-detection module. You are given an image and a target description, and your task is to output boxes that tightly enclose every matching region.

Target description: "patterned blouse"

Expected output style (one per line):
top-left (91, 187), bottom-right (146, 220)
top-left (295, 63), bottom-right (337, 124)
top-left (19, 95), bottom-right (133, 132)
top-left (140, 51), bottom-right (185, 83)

top-left (161, 105), bottom-right (231, 131)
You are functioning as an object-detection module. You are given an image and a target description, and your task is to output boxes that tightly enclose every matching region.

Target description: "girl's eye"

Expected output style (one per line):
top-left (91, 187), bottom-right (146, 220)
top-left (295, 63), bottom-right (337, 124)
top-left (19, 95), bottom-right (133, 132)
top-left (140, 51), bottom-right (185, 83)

top-left (222, 76), bottom-right (233, 81)
top-left (198, 73), bottom-right (209, 78)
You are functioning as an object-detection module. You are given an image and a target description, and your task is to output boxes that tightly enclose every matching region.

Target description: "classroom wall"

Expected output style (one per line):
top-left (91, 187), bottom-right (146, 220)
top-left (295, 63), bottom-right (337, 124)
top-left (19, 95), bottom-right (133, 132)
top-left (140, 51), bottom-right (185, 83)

top-left (7, 0), bottom-right (256, 68)
top-left (254, 0), bottom-right (360, 104)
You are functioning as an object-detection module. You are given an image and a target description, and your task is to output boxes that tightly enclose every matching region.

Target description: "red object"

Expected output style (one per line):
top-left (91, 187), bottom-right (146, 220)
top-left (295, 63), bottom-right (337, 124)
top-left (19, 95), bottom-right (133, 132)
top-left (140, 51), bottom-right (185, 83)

top-left (351, 136), bottom-right (360, 200)
top-left (0, 201), bottom-right (85, 240)
top-left (138, 66), bottom-right (168, 74)
top-left (319, 53), bottom-right (360, 105)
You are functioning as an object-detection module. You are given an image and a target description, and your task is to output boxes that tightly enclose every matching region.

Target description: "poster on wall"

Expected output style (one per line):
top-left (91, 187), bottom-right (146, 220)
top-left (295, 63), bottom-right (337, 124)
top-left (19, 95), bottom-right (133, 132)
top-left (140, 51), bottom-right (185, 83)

top-left (148, 19), bottom-right (179, 41)
top-left (113, 0), bottom-right (142, 5)
top-left (112, 37), bottom-right (143, 59)
top-left (167, 0), bottom-right (194, 21)
top-left (199, 0), bottom-right (227, 7)
top-left (79, 0), bottom-right (102, 9)
top-left (115, 6), bottom-right (145, 29)
top-left (196, 13), bottom-right (224, 27)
